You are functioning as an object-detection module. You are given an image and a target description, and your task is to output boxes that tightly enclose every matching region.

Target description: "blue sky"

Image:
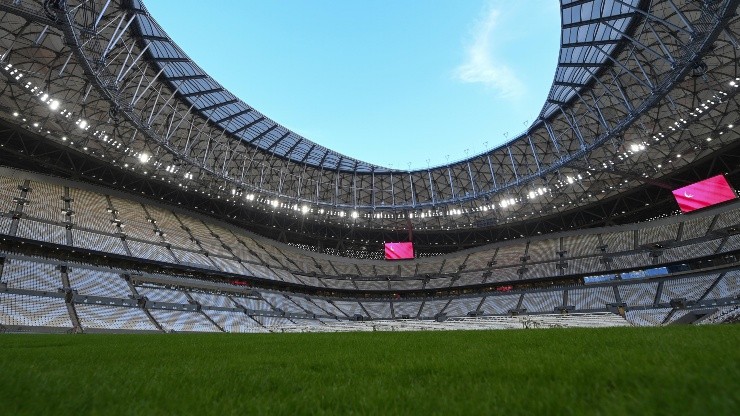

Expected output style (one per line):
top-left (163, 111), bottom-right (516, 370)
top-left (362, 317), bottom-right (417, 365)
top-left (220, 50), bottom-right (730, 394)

top-left (146, 1), bottom-right (560, 169)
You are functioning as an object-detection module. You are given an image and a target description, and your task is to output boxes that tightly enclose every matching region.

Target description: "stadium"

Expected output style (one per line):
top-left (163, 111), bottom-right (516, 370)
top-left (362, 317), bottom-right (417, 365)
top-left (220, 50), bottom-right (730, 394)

top-left (0, 0), bottom-right (738, 414)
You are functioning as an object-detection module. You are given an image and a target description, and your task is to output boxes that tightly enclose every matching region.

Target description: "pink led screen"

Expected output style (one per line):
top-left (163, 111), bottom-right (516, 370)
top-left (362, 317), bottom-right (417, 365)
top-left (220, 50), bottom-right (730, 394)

top-left (672, 175), bottom-right (736, 213)
top-left (384, 242), bottom-right (414, 260)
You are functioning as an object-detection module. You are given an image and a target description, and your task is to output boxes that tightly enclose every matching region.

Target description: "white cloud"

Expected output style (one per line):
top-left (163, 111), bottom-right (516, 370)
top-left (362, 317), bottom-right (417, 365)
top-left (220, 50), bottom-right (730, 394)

top-left (454, 5), bottom-right (524, 99)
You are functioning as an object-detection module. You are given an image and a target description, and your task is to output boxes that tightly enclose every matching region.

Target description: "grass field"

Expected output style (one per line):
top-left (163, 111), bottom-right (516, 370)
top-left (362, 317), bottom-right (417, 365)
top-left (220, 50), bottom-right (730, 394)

top-left (0, 325), bottom-right (738, 415)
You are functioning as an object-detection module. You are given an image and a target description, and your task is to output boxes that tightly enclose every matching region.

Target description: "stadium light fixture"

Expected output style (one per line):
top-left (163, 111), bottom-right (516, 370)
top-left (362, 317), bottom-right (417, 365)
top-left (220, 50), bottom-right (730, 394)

top-left (139, 153), bottom-right (150, 163)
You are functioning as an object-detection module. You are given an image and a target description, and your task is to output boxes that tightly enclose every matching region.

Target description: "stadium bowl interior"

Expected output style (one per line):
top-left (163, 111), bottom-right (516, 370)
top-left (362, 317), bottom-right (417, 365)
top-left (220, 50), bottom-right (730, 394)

top-left (0, 0), bottom-right (738, 333)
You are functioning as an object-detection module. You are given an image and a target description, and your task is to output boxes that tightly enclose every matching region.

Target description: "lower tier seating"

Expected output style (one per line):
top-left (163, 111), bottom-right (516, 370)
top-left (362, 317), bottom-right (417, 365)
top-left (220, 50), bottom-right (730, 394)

top-left (1, 255), bottom-right (738, 333)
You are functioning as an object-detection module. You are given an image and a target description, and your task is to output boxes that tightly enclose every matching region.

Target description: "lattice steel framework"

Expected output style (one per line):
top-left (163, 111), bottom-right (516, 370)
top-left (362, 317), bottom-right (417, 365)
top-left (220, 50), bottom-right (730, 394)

top-left (0, 0), bottom-right (738, 244)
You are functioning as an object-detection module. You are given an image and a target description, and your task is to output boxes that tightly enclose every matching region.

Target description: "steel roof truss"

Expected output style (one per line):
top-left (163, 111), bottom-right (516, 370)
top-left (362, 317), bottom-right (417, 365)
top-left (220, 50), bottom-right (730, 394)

top-left (601, 20), bottom-right (675, 67)
top-left (613, 0), bottom-right (693, 35)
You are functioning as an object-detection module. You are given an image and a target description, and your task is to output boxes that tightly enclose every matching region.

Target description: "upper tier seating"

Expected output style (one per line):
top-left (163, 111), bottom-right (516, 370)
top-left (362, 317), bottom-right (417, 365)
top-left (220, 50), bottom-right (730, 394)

top-left (1, 172), bottom-right (738, 293)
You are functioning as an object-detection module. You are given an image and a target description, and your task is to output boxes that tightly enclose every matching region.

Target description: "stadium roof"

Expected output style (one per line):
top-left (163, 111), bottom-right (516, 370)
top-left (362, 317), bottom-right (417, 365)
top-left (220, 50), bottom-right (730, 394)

top-left (0, 0), bottom-right (738, 254)
top-left (130, 0), bottom-right (643, 173)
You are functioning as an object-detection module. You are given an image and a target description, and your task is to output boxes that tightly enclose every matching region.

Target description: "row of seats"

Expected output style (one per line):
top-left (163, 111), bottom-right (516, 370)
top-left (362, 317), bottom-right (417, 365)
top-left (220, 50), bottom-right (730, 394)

top-left (625, 308), bottom-right (673, 326)
top-left (1, 172), bottom-right (738, 291)
top-left (2, 256), bottom-right (738, 332)
top-left (3, 257), bottom-right (736, 315)
top-left (7, 288), bottom-right (736, 333)
top-left (0, 292), bottom-right (72, 328)
top-left (698, 305), bottom-right (740, 324)
top-left (75, 304), bottom-right (158, 331)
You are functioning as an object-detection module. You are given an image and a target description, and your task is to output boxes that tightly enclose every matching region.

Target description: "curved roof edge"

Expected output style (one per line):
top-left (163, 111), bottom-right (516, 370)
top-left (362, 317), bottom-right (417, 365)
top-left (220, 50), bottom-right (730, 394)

top-left (128, 0), bottom-right (643, 173)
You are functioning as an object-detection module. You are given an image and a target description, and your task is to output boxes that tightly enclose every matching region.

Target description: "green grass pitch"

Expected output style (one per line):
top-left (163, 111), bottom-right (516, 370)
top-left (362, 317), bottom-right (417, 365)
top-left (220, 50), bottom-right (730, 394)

top-left (0, 325), bottom-right (738, 415)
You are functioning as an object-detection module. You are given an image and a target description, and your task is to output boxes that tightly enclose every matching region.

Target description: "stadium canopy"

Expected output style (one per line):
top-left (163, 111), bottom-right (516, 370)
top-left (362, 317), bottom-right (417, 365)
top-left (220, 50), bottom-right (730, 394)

top-left (0, 0), bottom-right (738, 254)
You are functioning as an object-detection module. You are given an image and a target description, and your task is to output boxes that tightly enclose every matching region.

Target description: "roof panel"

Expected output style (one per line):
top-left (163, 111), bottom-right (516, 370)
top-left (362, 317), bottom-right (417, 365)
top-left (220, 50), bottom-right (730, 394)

top-left (132, 8), bottom-right (384, 173)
